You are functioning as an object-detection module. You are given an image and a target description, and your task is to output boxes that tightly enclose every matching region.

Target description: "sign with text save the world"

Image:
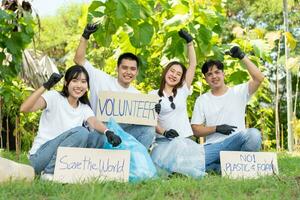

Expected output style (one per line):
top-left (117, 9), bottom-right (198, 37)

top-left (220, 151), bottom-right (279, 179)
top-left (96, 92), bottom-right (159, 126)
top-left (53, 147), bottom-right (130, 183)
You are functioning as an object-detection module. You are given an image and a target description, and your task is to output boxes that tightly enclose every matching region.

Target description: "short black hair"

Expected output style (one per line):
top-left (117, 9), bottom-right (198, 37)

top-left (201, 60), bottom-right (224, 75)
top-left (117, 52), bottom-right (139, 68)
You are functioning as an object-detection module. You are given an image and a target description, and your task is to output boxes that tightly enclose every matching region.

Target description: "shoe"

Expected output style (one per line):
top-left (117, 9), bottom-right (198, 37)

top-left (40, 172), bottom-right (54, 181)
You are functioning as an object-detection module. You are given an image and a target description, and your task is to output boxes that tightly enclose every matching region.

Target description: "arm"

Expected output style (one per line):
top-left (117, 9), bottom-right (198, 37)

top-left (87, 116), bottom-right (122, 147)
top-left (185, 42), bottom-right (197, 89)
top-left (178, 29), bottom-right (196, 89)
top-left (74, 23), bottom-right (99, 66)
top-left (20, 87), bottom-right (47, 113)
top-left (74, 37), bottom-right (88, 66)
top-left (228, 46), bottom-right (265, 95)
top-left (156, 123), bottom-right (179, 138)
top-left (86, 117), bottom-right (107, 133)
top-left (20, 73), bottom-right (62, 113)
top-left (241, 56), bottom-right (265, 95)
top-left (192, 124), bottom-right (216, 137)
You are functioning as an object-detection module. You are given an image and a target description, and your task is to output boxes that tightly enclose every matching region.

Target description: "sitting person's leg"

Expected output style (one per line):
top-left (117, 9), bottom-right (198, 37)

top-left (30, 126), bottom-right (90, 175)
top-left (120, 124), bottom-right (155, 149)
top-left (87, 131), bottom-right (106, 148)
top-left (240, 128), bottom-right (262, 151)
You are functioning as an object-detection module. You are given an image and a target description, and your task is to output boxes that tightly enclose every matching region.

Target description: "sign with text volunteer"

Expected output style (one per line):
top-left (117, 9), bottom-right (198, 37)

top-left (53, 147), bottom-right (130, 183)
top-left (96, 92), bottom-right (159, 126)
top-left (220, 151), bottom-right (279, 179)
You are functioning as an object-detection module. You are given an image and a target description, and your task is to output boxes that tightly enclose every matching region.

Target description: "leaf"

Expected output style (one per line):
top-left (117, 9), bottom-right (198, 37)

top-left (284, 32), bottom-right (297, 50)
top-left (89, 0), bottom-right (105, 12)
top-left (198, 25), bottom-right (212, 45)
top-left (129, 22), bottom-right (154, 48)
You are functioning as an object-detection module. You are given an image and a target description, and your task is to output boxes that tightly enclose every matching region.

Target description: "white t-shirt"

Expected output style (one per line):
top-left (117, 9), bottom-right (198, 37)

top-left (191, 83), bottom-right (250, 143)
top-left (150, 83), bottom-right (193, 138)
top-left (29, 91), bottom-right (94, 155)
top-left (84, 60), bottom-right (140, 114)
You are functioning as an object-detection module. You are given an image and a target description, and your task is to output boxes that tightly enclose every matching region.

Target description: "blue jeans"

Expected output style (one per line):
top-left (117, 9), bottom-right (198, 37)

top-left (29, 126), bottom-right (105, 175)
top-left (119, 123), bottom-right (155, 149)
top-left (204, 128), bottom-right (262, 172)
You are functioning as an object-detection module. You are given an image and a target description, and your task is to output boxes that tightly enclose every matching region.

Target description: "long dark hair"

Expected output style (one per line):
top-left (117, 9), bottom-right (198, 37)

top-left (60, 65), bottom-right (91, 107)
top-left (158, 61), bottom-right (187, 97)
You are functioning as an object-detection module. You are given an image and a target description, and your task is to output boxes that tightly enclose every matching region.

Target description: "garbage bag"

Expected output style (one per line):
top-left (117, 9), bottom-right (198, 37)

top-left (151, 137), bottom-right (206, 178)
top-left (104, 118), bottom-right (157, 182)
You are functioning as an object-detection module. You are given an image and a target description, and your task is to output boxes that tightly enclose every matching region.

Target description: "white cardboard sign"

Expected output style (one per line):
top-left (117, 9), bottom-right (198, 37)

top-left (53, 147), bottom-right (130, 183)
top-left (96, 92), bottom-right (159, 126)
top-left (220, 151), bottom-right (279, 179)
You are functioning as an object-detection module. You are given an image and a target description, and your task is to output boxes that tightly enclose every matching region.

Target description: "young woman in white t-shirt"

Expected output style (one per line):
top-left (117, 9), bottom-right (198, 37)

top-left (20, 65), bottom-right (122, 180)
top-left (149, 30), bottom-right (207, 178)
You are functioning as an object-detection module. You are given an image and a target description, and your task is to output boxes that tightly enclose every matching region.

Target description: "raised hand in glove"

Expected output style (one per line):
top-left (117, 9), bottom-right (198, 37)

top-left (216, 124), bottom-right (237, 135)
top-left (82, 23), bottom-right (99, 40)
top-left (178, 29), bottom-right (193, 43)
top-left (228, 46), bottom-right (245, 60)
top-left (105, 130), bottom-right (122, 147)
top-left (163, 129), bottom-right (179, 139)
top-left (43, 73), bottom-right (63, 90)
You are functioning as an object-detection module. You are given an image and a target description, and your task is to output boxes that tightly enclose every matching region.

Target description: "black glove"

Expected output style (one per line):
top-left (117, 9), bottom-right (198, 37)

top-left (178, 29), bottom-right (193, 43)
top-left (43, 73), bottom-right (63, 90)
top-left (228, 46), bottom-right (245, 60)
top-left (155, 100), bottom-right (162, 114)
top-left (216, 124), bottom-right (237, 135)
top-left (163, 129), bottom-right (179, 139)
top-left (82, 23), bottom-right (99, 40)
top-left (105, 130), bottom-right (122, 147)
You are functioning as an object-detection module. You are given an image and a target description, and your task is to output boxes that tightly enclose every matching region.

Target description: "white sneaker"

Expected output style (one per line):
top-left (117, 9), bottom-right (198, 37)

top-left (40, 172), bottom-right (54, 181)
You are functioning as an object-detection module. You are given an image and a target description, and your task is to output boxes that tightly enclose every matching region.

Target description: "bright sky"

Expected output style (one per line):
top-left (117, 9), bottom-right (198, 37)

top-left (31, 0), bottom-right (90, 17)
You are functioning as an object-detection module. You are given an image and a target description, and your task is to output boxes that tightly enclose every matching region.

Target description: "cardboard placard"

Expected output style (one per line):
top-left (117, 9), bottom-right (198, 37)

top-left (53, 147), bottom-right (130, 183)
top-left (220, 151), bottom-right (279, 179)
top-left (96, 92), bottom-right (159, 126)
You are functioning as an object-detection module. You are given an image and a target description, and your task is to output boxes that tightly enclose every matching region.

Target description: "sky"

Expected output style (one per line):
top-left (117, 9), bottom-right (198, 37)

top-left (31, 0), bottom-right (90, 17)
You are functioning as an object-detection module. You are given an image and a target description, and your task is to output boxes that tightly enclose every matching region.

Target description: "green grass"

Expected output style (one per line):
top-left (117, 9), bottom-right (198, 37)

top-left (0, 151), bottom-right (300, 200)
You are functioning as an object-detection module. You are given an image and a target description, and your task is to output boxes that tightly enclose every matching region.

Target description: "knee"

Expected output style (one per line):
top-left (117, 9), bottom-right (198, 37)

top-left (72, 126), bottom-right (90, 141)
top-left (247, 128), bottom-right (262, 142)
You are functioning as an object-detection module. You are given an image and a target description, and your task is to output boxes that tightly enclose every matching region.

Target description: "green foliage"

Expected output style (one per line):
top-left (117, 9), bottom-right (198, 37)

top-left (0, 9), bottom-right (34, 80)
top-left (87, 0), bottom-right (226, 92)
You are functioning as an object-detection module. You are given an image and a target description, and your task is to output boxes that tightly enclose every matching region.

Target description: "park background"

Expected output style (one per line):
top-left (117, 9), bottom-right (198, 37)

top-left (0, 0), bottom-right (300, 199)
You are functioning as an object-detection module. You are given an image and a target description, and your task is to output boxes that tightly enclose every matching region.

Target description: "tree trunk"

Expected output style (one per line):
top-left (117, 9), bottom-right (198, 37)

top-left (6, 117), bottom-right (9, 151)
top-left (0, 97), bottom-right (3, 149)
top-left (283, 0), bottom-right (294, 151)
top-left (15, 116), bottom-right (20, 161)
top-left (275, 39), bottom-right (281, 150)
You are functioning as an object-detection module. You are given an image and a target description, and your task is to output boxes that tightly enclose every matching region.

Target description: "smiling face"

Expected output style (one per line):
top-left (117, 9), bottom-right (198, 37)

top-left (66, 72), bottom-right (88, 100)
top-left (204, 65), bottom-right (225, 90)
top-left (117, 58), bottom-right (138, 88)
top-left (164, 64), bottom-right (183, 87)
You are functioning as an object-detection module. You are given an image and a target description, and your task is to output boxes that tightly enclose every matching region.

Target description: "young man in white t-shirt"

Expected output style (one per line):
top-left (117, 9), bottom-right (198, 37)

top-left (191, 46), bottom-right (265, 171)
top-left (73, 23), bottom-right (155, 149)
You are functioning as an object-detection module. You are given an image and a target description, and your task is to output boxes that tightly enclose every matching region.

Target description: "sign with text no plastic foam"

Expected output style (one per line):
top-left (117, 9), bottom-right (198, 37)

top-left (220, 151), bottom-right (279, 179)
top-left (53, 147), bottom-right (130, 183)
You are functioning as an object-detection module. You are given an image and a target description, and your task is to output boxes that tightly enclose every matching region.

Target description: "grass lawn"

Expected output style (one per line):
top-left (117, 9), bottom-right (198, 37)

top-left (0, 151), bottom-right (299, 200)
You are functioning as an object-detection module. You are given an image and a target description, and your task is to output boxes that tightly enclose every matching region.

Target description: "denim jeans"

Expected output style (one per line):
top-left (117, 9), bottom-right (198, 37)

top-left (29, 126), bottom-right (105, 175)
top-left (119, 123), bottom-right (155, 149)
top-left (204, 128), bottom-right (262, 172)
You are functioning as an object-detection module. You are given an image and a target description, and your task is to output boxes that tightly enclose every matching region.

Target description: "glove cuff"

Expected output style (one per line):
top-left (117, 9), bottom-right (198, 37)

top-left (82, 33), bottom-right (90, 40)
top-left (238, 52), bottom-right (245, 60)
top-left (104, 129), bottom-right (109, 135)
top-left (43, 82), bottom-right (50, 90)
